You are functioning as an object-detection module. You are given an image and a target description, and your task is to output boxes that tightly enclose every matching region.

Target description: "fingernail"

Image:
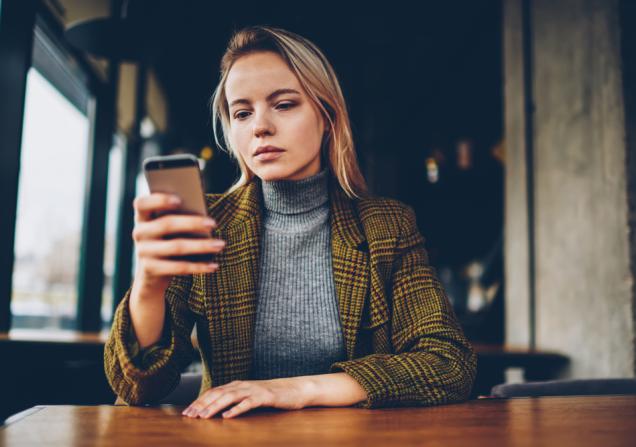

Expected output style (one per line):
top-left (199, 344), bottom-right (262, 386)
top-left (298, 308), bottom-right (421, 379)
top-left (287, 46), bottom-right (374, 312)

top-left (208, 263), bottom-right (219, 269)
top-left (170, 196), bottom-right (181, 205)
top-left (222, 411), bottom-right (231, 418)
top-left (203, 218), bottom-right (216, 226)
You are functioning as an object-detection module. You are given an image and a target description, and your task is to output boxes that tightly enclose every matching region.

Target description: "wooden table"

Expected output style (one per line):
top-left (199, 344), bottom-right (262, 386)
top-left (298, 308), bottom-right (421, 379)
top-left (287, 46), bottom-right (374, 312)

top-left (2, 396), bottom-right (634, 446)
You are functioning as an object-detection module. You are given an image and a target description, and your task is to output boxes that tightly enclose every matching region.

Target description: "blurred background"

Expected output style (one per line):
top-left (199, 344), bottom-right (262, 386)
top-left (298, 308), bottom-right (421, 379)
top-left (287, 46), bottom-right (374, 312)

top-left (1, 0), bottom-right (634, 421)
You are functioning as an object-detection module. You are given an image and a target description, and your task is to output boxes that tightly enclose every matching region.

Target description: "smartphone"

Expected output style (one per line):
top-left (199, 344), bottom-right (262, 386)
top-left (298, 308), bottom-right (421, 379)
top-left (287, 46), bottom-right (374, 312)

top-left (143, 154), bottom-right (213, 263)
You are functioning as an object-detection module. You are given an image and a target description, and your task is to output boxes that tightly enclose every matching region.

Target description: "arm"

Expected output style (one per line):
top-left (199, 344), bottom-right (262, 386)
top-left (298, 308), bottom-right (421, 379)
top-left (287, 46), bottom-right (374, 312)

top-left (103, 273), bottom-right (197, 405)
top-left (329, 204), bottom-right (477, 408)
top-left (301, 372), bottom-right (367, 407)
top-left (181, 372), bottom-right (368, 418)
top-left (104, 192), bottom-right (223, 405)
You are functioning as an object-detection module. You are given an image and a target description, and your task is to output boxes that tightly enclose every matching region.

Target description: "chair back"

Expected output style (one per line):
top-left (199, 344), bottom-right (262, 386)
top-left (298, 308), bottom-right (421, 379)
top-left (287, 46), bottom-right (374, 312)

top-left (491, 378), bottom-right (636, 398)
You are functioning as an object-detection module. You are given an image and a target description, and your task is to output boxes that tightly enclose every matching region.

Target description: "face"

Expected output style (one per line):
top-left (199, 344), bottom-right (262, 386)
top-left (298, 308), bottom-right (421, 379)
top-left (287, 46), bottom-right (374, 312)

top-left (225, 51), bottom-right (326, 182)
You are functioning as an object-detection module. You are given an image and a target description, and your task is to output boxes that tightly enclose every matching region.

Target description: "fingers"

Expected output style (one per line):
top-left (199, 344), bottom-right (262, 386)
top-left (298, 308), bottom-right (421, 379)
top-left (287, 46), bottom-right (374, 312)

top-left (137, 238), bottom-right (226, 258)
top-left (184, 385), bottom-right (254, 419)
top-left (140, 258), bottom-right (219, 276)
top-left (221, 398), bottom-right (256, 419)
top-left (133, 215), bottom-right (216, 241)
top-left (183, 381), bottom-right (260, 419)
top-left (133, 193), bottom-right (182, 223)
top-left (198, 392), bottom-right (248, 419)
top-left (132, 203), bottom-right (224, 278)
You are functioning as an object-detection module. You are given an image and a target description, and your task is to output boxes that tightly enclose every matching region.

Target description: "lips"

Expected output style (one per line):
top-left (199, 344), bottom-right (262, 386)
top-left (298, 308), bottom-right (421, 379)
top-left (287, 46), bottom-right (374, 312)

top-left (254, 145), bottom-right (285, 156)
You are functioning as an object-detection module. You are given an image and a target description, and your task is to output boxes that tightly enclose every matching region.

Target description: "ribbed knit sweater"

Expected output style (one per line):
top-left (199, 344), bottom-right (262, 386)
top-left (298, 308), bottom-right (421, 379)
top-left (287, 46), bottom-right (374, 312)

top-left (250, 168), bottom-right (347, 379)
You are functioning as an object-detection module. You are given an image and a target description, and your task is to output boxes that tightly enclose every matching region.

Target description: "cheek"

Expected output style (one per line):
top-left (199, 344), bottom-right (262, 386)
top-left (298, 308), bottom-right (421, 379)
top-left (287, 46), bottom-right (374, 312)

top-left (289, 110), bottom-right (324, 147)
top-left (229, 125), bottom-right (250, 156)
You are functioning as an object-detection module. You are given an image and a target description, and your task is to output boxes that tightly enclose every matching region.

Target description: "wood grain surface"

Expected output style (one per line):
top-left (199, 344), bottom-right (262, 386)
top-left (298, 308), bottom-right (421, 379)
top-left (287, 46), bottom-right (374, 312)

top-left (1, 396), bottom-right (635, 446)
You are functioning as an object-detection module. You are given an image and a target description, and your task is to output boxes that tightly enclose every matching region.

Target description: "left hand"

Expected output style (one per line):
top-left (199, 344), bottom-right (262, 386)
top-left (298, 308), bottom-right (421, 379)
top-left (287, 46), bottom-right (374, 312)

top-left (182, 377), bottom-right (310, 419)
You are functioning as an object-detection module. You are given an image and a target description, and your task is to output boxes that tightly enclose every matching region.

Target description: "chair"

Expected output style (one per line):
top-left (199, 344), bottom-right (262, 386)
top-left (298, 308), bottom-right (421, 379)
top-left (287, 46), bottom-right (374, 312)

top-left (490, 378), bottom-right (636, 398)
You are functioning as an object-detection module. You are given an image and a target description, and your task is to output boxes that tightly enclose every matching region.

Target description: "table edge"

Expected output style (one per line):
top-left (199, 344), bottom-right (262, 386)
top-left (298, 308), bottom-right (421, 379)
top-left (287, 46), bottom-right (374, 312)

top-left (1, 406), bottom-right (44, 429)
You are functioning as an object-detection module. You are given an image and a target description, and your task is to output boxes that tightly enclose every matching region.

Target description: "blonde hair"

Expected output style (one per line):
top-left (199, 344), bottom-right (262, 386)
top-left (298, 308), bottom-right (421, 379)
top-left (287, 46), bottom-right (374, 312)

top-left (210, 26), bottom-right (368, 199)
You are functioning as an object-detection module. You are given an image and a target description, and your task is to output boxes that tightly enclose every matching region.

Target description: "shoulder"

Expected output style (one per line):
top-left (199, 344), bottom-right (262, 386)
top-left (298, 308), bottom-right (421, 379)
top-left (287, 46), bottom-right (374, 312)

top-left (356, 195), bottom-right (418, 239)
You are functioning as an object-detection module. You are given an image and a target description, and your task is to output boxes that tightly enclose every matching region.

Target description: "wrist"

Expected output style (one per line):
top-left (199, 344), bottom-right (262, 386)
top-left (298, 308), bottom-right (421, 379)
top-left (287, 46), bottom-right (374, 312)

top-left (294, 373), bottom-right (367, 408)
top-left (296, 376), bottom-right (320, 408)
top-left (133, 271), bottom-right (170, 297)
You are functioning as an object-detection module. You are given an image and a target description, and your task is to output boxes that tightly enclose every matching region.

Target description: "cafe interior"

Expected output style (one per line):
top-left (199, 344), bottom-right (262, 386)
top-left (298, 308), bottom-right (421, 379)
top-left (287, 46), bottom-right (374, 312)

top-left (1, 0), bottom-right (635, 444)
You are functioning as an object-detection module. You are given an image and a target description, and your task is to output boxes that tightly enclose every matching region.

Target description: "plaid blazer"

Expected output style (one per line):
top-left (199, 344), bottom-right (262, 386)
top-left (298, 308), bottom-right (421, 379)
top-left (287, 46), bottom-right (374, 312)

top-left (104, 175), bottom-right (477, 408)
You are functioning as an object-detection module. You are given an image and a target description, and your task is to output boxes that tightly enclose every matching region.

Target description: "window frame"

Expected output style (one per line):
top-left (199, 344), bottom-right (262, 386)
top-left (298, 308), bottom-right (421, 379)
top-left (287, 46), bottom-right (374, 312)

top-left (1, 1), bottom-right (116, 334)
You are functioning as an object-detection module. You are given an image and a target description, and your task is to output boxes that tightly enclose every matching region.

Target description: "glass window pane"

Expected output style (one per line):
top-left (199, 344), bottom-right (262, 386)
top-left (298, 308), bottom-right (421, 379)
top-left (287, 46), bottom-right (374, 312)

top-left (132, 169), bottom-right (149, 277)
top-left (101, 140), bottom-right (151, 326)
top-left (101, 134), bottom-right (124, 327)
top-left (11, 67), bottom-right (90, 330)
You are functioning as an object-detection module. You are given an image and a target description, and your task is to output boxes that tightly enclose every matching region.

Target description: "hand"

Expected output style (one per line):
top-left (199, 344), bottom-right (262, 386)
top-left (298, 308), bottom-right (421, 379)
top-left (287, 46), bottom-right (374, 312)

top-left (182, 377), bottom-right (311, 419)
top-left (132, 193), bottom-right (226, 289)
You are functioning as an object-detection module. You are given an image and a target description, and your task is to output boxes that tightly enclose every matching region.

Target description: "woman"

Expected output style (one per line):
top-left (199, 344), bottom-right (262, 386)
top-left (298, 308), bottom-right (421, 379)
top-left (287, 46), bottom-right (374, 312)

top-left (104, 26), bottom-right (476, 419)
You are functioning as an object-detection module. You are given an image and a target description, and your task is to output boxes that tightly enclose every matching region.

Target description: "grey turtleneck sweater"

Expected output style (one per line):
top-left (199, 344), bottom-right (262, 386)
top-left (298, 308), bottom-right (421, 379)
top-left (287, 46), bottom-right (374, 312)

top-left (251, 169), bottom-right (347, 380)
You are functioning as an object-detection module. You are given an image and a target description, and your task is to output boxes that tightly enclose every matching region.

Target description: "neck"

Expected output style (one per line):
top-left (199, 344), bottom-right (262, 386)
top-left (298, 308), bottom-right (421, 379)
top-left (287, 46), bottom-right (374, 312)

top-left (260, 168), bottom-right (329, 215)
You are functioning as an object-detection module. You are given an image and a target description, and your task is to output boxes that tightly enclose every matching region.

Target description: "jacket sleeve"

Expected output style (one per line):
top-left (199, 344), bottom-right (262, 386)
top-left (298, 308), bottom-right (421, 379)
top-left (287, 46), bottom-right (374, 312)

top-left (103, 274), bottom-right (196, 405)
top-left (330, 204), bottom-right (477, 408)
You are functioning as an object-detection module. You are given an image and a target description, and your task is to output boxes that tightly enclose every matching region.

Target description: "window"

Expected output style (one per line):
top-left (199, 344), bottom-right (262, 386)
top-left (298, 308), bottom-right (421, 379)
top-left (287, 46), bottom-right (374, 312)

top-left (101, 133), bottom-right (124, 327)
top-left (11, 67), bottom-right (91, 330)
top-left (10, 22), bottom-right (94, 331)
top-left (101, 134), bottom-right (155, 327)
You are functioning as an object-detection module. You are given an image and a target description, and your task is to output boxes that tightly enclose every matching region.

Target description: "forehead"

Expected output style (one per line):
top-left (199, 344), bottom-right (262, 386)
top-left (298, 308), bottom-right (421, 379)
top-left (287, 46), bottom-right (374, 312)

top-left (225, 52), bottom-right (301, 101)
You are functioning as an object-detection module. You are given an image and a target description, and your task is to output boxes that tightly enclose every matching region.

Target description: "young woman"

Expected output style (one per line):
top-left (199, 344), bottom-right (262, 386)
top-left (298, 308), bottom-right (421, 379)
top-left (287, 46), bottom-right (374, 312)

top-left (104, 26), bottom-right (476, 419)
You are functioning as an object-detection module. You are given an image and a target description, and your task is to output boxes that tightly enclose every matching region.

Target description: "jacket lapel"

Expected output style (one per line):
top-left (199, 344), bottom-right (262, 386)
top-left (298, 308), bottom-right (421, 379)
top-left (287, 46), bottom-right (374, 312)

top-left (328, 178), bottom-right (370, 360)
top-left (205, 179), bottom-right (262, 385)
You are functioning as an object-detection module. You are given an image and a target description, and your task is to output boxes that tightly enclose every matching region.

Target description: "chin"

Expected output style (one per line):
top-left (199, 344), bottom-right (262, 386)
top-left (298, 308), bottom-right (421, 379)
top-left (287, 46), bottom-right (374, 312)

top-left (252, 165), bottom-right (295, 182)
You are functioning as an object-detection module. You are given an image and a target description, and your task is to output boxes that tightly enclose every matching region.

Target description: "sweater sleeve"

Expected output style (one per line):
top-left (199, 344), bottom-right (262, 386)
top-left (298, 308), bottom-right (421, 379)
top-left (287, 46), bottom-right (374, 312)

top-left (330, 204), bottom-right (477, 408)
top-left (103, 274), bottom-right (196, 405)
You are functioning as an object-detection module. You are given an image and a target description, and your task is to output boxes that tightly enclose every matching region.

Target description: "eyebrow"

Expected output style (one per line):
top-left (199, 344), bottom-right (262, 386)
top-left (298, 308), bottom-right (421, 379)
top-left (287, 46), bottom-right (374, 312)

top-left (229, 88), bottom-right (301, 108)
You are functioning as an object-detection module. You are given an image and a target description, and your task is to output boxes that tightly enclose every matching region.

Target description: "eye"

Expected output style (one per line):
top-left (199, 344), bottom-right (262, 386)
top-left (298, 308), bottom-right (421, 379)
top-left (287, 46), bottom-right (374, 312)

top-left (275, 101), bottom-right (296, 111)
top-left (233, 110), bottom-right (251, 120)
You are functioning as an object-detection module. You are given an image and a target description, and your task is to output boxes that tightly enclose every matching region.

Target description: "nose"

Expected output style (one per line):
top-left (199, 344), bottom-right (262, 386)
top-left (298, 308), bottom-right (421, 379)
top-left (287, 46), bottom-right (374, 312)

top-left (253, 110), bottom-right (275, 138)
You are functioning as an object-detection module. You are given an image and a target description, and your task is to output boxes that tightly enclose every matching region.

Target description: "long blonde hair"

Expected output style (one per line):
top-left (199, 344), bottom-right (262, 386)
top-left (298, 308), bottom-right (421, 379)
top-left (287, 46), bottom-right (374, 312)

top-left (210, 26), bottom-right (368, 199)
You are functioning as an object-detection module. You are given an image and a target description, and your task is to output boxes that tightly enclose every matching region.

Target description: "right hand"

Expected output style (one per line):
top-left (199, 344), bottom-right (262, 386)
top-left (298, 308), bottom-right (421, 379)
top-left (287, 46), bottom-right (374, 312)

top-left (132, 193), bottom-right (226, 291)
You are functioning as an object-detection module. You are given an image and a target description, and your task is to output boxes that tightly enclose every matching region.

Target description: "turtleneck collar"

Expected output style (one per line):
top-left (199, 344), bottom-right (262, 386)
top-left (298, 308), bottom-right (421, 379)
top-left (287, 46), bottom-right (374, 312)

top-left (260, 168), bottom-right (329, 215)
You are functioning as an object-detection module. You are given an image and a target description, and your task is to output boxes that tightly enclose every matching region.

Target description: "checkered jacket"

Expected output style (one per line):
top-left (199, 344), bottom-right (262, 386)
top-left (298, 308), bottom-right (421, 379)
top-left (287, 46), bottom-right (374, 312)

top-left (104, 176), bottom-right (477, 408)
